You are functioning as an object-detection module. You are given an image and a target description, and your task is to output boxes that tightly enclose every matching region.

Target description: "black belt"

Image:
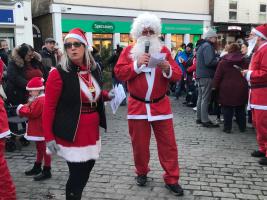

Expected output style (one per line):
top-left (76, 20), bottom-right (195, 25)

top-left (250, 84), bottom-right (267, 89)
top-left (81, 102), bottom-right (97, 114)
top-left (130, 94), bottom-right (165, 104)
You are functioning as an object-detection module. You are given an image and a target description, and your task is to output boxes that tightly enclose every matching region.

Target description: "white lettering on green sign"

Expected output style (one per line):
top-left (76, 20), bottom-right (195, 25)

top-left (92, 22), bottom-right (115, 33)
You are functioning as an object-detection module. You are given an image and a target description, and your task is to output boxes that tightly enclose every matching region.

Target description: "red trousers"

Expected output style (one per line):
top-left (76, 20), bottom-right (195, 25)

top-left (0, 139), bottom-right (16, 200)
top-left (36, 141), bottom-right (51, 166)
top-left (252, 109), bottom-right (267, 156)
top-left (128, 119), bottom-right (180, 184)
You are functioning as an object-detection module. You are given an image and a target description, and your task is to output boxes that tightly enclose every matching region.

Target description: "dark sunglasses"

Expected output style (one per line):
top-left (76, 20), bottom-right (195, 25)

top-left (64, 42), bottom-right (83, 49)
top-left (142, 30), bottom-right (155, 35)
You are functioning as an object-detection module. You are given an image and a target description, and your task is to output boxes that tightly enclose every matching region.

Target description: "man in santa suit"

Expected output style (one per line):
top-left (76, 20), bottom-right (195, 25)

top-left (243, 24), bottom-right (267, 165)
top-left (0, 58), bottom-right (16, 199)
top-left (114, 13), bottom-right (183, 196)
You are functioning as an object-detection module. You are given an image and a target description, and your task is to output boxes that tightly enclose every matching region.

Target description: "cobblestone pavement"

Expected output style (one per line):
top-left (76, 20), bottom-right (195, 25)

top-left (6, 97), bottom-right (267, 200)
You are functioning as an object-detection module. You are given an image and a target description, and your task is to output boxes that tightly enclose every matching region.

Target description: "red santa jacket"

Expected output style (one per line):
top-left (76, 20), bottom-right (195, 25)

top-left (17, 95), bottom-right (45, 141)
top-left (246, 42), bottom-right (267, 110)
top-left (115, 45), bottom-right (182, 121)
top-left (0, 98), bottom-right (10, 139)
top-left (0, 59), bottom-right (10, 139)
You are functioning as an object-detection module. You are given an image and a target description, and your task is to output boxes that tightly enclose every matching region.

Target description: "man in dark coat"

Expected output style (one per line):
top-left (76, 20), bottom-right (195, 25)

top-left (196, 29), bottom-right (220, 128)
top-left (40, 38), bottom-right (62, 73)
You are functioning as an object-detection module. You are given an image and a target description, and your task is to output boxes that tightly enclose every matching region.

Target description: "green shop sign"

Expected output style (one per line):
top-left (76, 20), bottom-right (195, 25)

top-left (62, 19), bottom-right (203, 34)
top-left (92, 22), bottom-right (115, 33)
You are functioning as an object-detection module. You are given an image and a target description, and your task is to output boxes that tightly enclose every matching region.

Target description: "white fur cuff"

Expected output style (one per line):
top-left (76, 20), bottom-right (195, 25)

top-left (16, 104), bottom-right (24, 116)
top-left (134, 61), bottom-right (144, 74)
top-left (246, 70), bottom-right (253, 82)
top-left (162, 66), bottom-right (172, 79)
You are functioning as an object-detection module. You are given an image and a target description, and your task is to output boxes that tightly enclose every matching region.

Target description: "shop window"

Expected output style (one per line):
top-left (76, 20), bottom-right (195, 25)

top-left (171, 34), bottom-right (184, 50)
top-left (190, 35), bottom-right (201, 46)
top-left (259, 4), bottom-right (266, 23)
top-left (120, 34), bottom-right (133, 47)
top-left (92, 34), bottom-right (113, 57)
top-left (229, 0), bottom-right (237, 21)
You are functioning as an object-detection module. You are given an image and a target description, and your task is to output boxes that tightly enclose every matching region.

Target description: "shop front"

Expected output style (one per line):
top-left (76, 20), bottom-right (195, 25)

top-left (61, 18), bottom-right (203, 54)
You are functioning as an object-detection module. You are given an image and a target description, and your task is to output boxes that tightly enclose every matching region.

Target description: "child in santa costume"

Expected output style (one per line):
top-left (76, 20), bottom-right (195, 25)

top-left (0, 58), bottom-right (16, 199)
top-left (114, 13), bottom-right (184, 196)
top-left (243, 24), bottom-right (267, 165)
top-left (16, 77), bottom-right (52, 180)
top-left (43, 28), bottom-right (114, 200)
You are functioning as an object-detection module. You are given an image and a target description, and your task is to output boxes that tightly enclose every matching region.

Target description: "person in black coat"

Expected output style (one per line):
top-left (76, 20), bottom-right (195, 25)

top-left (5, 43), bottom-right (47, 105)
top-left (212, 43), bottom-right (249, 133)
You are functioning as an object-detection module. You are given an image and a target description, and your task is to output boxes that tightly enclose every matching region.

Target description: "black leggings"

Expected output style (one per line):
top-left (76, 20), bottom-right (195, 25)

top-left (66, 160), bottom-right (95, 200)
top-left (221, 105), bottom-right (246, 131)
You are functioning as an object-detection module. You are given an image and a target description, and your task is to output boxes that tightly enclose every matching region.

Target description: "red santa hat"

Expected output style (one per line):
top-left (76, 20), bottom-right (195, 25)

top-left (130, 12), bottom-right (162, 40)
top-left (64, 28), bottom-right (88, 46)
top-left (26, 77), bottom-right (44, 91)
top-left (252, 24), bottom-right (267, 40)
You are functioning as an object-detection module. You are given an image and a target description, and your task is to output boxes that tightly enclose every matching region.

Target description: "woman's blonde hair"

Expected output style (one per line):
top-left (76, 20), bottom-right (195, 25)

top-left (60, 46), bottom-right (96, 72)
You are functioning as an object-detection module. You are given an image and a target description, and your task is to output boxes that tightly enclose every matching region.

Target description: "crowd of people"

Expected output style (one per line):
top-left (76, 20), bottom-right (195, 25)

top-left (0, 12), bottom-right (267, 200)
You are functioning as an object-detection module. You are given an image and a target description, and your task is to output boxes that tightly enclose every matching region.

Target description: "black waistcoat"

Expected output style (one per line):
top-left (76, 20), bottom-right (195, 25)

top-left (53, 64), bottom-right (107, 142)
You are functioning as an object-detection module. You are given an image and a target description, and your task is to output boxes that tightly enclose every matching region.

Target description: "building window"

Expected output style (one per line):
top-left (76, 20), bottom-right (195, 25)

top-left (229, 0), bottom-right (237, 20)
top-left (259, 4), bottom-right (266, 23)
top-left (120, 34), bottom-right (133, 46)
top-left (171, 34), bottom-right (184, 50)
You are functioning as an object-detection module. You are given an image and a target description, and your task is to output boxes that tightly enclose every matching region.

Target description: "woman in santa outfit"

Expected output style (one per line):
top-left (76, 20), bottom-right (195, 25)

top-left (43, 28), bottom-right (114, 200)
top-left (0, 58), bottom-right (16, 200)
top-left (16, 77), bottom-right (52, 181)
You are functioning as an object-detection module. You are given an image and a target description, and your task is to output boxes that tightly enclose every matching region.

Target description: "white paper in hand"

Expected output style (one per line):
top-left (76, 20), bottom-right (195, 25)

top-left (147, 53), bottom-right (166, 68)
top-left (110, 84), bottom-right (126, 114)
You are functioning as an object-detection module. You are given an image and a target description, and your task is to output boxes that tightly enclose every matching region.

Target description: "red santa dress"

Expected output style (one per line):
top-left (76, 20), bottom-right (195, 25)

top-left (246, 42), bottom-right (267, 157)
top-left (0, 58), bottom-right (16, 200)
top-left (114, 45), bottom-right (183, 184)
top-left (43, 66), bottom-right (109, 162)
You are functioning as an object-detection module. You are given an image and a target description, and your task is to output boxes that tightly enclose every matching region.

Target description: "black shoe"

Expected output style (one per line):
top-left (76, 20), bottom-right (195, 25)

top-left (186, 102), bottom-right (196, 107)
top-left (239, 128), bottom-right (246, 133)
top-left (19, 136), bottom-right (30, 146)
top-left (25, 162), bottom-right (42, 176)
top-left (135, 175), bottom-right (147, 186)
top-left (196, 119), bottom-right (202, 124)
top-left (165, 184), bottom-right (184, 196)
top-left (223, 129), bottom-right (231, 134)
top-left (251, 150), bottom-right (265, 158)
top-left (259, 157), bottom-right (267, 165)
top-left (202, 121), bottom-right (219, 128)
top-left (34, 166), bottom-right (51, 181)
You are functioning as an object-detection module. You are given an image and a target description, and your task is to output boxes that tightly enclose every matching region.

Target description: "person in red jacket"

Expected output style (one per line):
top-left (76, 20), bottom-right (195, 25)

top-left (0, 58), bottom-right (16, 200)
top-left (16, 77), bottom-right (52, 180)
top-left (243, 24), bottom-right (267, 165)
top-left (114, 13), bottom-right (183, 196)
top-left (42, 28), bottom-right (114, 200)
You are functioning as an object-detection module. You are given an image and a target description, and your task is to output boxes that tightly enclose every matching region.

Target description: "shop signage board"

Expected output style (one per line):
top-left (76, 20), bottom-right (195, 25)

top-left (62, 19), bottom-right (203, 34)
top-left (0, 9), bottom-right (14, 23)
top-left (92, 22), bottom-right (115, 33)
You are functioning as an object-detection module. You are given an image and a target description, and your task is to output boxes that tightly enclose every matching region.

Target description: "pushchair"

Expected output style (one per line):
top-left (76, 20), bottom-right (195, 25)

top-left (5, 104), bottom-right (28, 152)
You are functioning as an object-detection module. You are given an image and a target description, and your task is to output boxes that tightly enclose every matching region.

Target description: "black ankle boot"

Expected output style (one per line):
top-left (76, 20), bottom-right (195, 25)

top-left (34, 166), bottom-right (51, 181)
top-left (66, 191), bottom-right (82, 200)
top-left (25, 162), bottom-right (42, 176)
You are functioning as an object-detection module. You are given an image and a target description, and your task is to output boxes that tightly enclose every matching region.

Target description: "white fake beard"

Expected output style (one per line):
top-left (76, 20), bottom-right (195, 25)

top-left (130, 36), bottom-right (163, 61)
top-left (247, 36), bottom-right (258, 56)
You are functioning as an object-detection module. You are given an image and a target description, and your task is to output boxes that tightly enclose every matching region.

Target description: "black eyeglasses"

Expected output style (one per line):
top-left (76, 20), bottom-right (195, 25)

top-left (142, 30), bottom-right (155, 36)
top-left (64, 42), bottom-right (83, 49)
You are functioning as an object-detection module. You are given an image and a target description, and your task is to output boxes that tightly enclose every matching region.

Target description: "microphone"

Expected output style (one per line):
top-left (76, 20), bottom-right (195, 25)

top-left (145, 41), bottom-right (150, 53)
